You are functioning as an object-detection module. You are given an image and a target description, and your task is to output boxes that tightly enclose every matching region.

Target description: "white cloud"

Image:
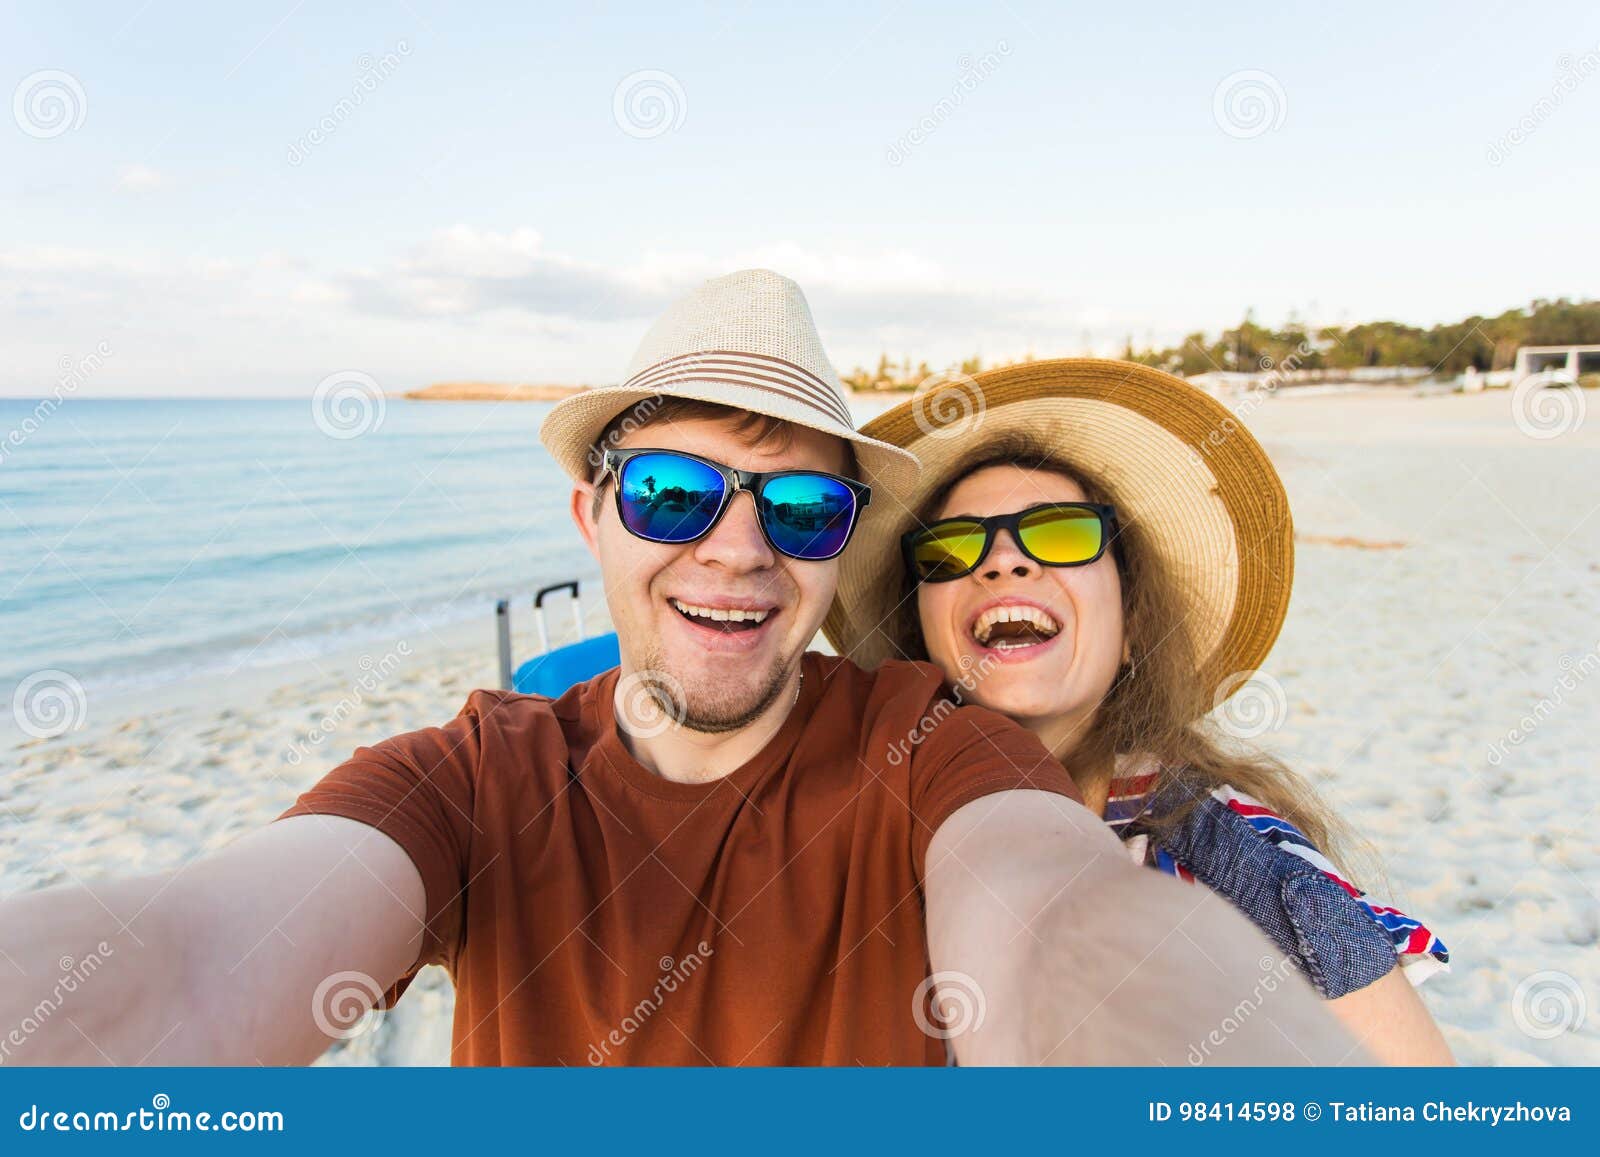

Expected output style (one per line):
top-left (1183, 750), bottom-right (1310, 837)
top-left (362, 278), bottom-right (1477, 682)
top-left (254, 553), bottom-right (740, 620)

top-left (0, 229), bottom-right (1159, 395)
top-left (337, 225), bottom-right (670, 322)
top-left (116, 164), bottom-right (165, 192)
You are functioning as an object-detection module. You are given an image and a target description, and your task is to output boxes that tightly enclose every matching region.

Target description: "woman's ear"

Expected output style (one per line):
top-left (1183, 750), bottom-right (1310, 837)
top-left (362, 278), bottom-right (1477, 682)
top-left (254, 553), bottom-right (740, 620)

top-left (571, 482), bottom-right (601, 559)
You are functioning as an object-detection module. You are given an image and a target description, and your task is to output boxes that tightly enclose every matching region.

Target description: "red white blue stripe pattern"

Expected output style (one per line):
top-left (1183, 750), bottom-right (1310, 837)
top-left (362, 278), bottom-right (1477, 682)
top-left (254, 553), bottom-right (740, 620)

top-left (1209, 787), bottom-right (1448, 971)
top-left (1108, 776), bottom-right (1449, 983)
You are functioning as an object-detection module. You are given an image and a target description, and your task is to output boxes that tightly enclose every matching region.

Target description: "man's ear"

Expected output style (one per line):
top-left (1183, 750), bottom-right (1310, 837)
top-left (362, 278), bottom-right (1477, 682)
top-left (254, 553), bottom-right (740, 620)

top-left (571, 482), bottom-right (601, 560)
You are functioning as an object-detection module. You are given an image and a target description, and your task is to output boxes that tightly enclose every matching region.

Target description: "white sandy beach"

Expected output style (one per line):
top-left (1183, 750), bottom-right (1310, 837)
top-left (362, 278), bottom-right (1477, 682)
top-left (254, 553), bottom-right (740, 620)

top-left (3, 388), bottom-right (1596, 1066)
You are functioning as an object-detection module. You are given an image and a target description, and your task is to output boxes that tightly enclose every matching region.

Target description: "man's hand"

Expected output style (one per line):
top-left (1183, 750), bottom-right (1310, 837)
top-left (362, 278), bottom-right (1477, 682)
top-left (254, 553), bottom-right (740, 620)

top-left (0, 815), bottom-right (425, 1065)
top-left (924, 789), bottom-right (1364, 1065)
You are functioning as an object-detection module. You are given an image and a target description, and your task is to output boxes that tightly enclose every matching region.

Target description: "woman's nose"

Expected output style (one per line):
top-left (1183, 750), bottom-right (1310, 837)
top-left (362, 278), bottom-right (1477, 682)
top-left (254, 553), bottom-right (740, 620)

top-left (980, 529), bottom-right (1037, 581)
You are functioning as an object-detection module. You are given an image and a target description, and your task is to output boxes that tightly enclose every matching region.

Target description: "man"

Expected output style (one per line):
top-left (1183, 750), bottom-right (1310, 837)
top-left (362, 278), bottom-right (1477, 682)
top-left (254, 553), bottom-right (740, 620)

top-left (1, 271), bottom-right (1356, 1065)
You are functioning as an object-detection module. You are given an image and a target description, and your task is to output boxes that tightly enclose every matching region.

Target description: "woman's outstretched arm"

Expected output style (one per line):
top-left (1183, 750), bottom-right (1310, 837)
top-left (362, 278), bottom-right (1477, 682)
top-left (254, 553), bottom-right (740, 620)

top-left (1328, 968), bottom-right (1454, 1064)
top-left (925, 789), bottom-right (1366, 1065)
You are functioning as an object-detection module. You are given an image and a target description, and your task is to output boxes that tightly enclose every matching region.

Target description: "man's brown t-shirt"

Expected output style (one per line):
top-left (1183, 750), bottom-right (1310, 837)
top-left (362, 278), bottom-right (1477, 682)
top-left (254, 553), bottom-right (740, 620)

top-left (280, 652), bottom-right (1079, 1065)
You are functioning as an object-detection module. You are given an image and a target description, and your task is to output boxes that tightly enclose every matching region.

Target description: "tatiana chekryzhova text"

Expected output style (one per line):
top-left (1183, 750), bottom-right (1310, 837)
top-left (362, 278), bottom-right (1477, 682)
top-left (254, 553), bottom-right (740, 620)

top-left (1327, 1102), bottom-right (1572, 1125)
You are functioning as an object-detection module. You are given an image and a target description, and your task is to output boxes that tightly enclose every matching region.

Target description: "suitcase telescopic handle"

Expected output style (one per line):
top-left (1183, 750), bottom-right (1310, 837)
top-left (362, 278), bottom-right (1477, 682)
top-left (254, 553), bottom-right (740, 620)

top-left (532, 581), bottom-right (586, 652)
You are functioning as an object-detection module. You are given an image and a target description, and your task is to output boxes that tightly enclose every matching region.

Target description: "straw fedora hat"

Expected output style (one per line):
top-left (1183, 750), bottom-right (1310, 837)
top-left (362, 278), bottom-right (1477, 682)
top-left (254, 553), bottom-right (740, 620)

top-left (823, 358), bottom-right (1294, 701)
top-left (539, 269), bottom-right (919, 498)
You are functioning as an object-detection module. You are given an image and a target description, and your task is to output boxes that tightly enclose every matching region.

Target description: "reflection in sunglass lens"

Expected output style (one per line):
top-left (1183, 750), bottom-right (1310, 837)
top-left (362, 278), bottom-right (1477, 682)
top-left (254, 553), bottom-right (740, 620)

top-left (616, 452), bottom-right (727, 543)
top-left (1018, 506), bottom-right (1104, 564)
top-left (910, 520), bottom-right (988, 580)
top-left (760, 473), bottom-right (860, 560)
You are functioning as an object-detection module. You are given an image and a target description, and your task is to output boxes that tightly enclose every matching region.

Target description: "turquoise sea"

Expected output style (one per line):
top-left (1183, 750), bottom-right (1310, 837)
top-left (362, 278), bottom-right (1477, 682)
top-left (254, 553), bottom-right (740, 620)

top-left (0, 398), bottom-right (594, 698)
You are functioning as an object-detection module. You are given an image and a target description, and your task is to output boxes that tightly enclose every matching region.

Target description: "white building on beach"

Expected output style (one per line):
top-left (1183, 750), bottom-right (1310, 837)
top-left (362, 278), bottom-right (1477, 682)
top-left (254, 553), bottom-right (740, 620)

top-left (1512, 344), bottom-right (1600, 383)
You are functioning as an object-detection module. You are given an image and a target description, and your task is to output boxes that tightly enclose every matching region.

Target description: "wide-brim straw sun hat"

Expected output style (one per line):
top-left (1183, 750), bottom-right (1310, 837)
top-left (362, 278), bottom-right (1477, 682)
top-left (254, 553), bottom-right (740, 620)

top-left (823, 358), bottom-right (1294, 701)
top-left (540, 268), bottom-right (919, 500)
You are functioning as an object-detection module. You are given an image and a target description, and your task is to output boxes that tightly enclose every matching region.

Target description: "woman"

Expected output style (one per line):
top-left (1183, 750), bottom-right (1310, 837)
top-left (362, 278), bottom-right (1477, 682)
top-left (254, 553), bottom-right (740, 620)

top-left (826, 359), bottom-right (1453, 1064)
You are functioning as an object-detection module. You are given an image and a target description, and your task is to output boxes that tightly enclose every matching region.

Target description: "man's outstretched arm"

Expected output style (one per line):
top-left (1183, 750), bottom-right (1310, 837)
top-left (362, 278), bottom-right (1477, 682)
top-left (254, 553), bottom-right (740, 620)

top-left (0, 815), bottom-right (425, 1066)
top-left (924, 789), bottom-right (1365, 1065)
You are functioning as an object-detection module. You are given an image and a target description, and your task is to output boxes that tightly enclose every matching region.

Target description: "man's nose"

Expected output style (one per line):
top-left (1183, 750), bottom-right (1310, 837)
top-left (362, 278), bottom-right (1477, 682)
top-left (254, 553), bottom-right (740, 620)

top-left (979, 529), bottom-right (1037, 581)
top-left (693, 491), bottom-right (775, 571)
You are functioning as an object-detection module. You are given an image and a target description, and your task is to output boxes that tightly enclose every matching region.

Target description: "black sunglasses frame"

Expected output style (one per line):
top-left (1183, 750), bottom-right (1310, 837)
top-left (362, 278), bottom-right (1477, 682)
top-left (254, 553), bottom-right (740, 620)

top-left (901, 502), bottom-right (1120, 584)
top-left (601, 447), bottom-right (872, 562)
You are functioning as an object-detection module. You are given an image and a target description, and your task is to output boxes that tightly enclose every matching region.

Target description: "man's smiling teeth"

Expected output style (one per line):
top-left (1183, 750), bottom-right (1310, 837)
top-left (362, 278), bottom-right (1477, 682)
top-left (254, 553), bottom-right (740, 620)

top-left (972, 604), bottom-right (1060, 646)
top-left (670, 598), bottom-right (770, 624)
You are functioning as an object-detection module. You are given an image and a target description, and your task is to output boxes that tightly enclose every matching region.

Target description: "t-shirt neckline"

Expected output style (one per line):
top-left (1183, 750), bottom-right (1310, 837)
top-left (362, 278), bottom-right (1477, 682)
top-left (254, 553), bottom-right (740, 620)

top-left (588, 653), bottom-right (823, 802)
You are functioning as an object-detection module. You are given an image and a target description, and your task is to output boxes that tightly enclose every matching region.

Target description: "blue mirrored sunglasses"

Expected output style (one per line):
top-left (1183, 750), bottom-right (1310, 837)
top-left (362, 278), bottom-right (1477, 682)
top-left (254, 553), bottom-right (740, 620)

top-left (601, 448), bottom-right (871, 562)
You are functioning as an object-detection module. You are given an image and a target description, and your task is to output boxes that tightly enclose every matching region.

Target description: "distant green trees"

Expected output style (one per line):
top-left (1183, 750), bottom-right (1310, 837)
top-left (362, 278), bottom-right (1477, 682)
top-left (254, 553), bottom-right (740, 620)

top-left (841, 298), bottom-right (1600, 388)
top-left (1122, 298), bottom-right (1600, 377)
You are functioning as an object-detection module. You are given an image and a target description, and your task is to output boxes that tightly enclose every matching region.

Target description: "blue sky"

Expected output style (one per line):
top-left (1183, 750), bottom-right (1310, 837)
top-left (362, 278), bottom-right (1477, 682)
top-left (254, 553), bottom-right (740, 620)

top-left (3, 0), bottom-right (1598, 396)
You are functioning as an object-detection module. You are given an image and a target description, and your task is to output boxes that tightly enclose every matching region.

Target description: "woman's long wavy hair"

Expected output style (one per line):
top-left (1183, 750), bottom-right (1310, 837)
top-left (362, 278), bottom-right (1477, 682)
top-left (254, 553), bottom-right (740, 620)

top-left (892, 437), bottom-right (1358, 864)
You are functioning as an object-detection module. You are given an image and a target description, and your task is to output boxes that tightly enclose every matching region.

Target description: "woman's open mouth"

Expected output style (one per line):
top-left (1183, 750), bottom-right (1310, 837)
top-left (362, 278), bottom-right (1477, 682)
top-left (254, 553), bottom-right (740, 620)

top-left (970, 603), bottom-right (1061, 652)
